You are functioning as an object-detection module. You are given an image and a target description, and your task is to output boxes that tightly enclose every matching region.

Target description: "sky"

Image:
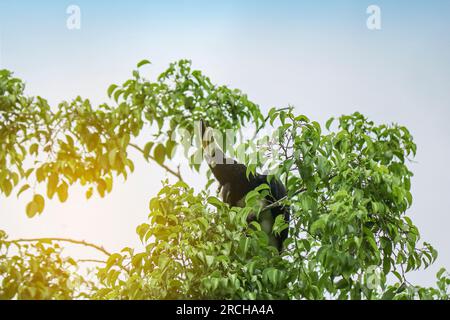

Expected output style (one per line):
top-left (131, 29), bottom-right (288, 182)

top-left (0, 0), bottom-right (449, 287)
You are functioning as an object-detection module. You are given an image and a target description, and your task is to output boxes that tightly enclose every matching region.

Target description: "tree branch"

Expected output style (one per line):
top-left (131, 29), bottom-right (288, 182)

top-left (263, 187), bottom-right (307, 211)
top-left (129, 143), bottom-right (184, 181)
top-left (8, 238), bottom-right (112, 257)
top-left (7, 238), bottom-right (134, 274)
top-left (77, 259), bottom-right (106, 264)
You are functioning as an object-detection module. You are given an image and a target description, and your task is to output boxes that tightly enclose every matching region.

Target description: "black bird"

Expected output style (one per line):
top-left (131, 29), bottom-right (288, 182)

top-left (200, 120), bottom-right (289, 252)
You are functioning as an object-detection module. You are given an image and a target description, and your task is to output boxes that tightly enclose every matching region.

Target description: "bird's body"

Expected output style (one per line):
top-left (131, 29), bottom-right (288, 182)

top-left (201, 121), bottom-right (289, 252)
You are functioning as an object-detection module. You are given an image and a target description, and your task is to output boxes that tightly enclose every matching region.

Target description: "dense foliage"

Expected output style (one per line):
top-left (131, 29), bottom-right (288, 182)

top-left (0, 61), bottom-right (449, 300)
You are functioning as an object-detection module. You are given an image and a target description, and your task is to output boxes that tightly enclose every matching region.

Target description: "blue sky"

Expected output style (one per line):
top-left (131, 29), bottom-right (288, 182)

top-left (1, 1), bottom-right (450, 286)
top-left (1, 0), bottom-right (449, 108)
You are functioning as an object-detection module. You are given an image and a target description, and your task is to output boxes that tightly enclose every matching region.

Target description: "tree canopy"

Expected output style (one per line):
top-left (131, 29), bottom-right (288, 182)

top-left (0, 60), bottom-right (448, 300)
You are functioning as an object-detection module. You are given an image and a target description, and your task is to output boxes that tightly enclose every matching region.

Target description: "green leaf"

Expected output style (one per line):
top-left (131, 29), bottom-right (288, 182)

top-left (29, 143), bottom-right (39, 156)
top-left (239, 238), bottom-right (251, 257)
top-left (326, 117), bottom-right (334, 130)
top-left (437, 267), bottom-right (447, 279)
top-left (254, 183), bottom-right (270, 192)
top-left (310, 215), bottom-right (328, 234)
top-left (136, 223), bottom-right (150, 242)
top-left (57, 182), bottom-right (69, 202)
top-left (24, 168), bottom-right (34, 179)
top-left (26, 200), bottom-right (38, 218)
top-left (114, 89), bottom-right (123, 102)
top-left (158, 254), bottom-right (170, 270)
top-left (381, 288), bottom-right (396, 300)
top-left (137, 59), bottom-right (151, 68)
top-left (17, 184), bottom-right (30, 198)
top-left (2, 180), bottom-right (12, 196)
top-left (207, 196), bottom-right (223, 208)
top-left (86, 187), bottom-right (93, 200)
top-left (295, 115), bottom-right (310, 123)
top-left (33, 194), bottom-right (45, 214)
top-left (268, 108), bottom-right (278, 126)
top-left (392, 271), bottom-right (403, 283)
top-left (165, 139), bottom-right (176, 159)
top-left (97, 179), bottom-right (107, 198)
top-left (336, 278), bottom-right (349, 289)
top-left (47, 173), bottom-right (58, 199)
top-left (66, 134), bottom-right (74, 146)
top-left (143, 142), bottom-right (154, 160)
top-left (153, 144), bottom-right (165, 165)
top-left (263, 268), bottom-right (279, 287)
top-left (273, 214), bottom-right (288, 236)
top-left (383, 258), bottom-right (391, 274)
top-left (36, 167), bottom-right (45, 183)
top-left (366, 236), bottom-right (379, 253)
top-left (108, 149), bottom-right (117, 166)
top-left (205, 255), bottom-right (215, 268)
top-left (107, 84), bottom-right (118, 98)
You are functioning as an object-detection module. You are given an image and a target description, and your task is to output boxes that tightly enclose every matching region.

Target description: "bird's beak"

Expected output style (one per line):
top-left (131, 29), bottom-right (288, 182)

top-left (200, 119), bottom-right (211, 149)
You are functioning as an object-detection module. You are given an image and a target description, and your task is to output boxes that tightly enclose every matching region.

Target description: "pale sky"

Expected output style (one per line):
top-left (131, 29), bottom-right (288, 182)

top-left (0, 0), bottom-right (449, 287)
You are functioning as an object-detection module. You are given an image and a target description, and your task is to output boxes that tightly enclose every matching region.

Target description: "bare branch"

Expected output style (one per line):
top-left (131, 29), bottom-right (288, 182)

top-left (129, 143), bottom-right (184, 181)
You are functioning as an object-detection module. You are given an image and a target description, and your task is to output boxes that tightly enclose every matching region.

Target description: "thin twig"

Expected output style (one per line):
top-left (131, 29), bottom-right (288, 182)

top-left (77, 259), bottom-right (106, 264)
top-left (129, 143), bottom-right (184, 181)
top-left (263, 187), bottom-right (307, 211)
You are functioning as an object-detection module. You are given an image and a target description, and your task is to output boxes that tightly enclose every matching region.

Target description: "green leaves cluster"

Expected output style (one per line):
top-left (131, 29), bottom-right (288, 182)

top-left (248, 109), bottom-right (438, 299)
top-left (93, 182), bottom-right (289, 299)
top-left (0, 70), bottom-right (53, 209)
top-left (0, 231), bottom-right (90, 300)
top-left (0, 59), bottom-right (262, 216)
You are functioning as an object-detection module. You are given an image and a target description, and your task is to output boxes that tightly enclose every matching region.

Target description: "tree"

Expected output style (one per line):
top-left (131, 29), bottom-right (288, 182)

top-left (0, 61), bottom-right (448, 300)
